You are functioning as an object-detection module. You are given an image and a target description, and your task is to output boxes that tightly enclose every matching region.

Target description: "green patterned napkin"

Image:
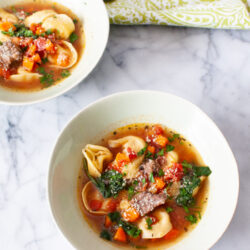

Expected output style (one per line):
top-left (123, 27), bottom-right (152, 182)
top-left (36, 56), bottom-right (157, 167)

top-left (105, 0), bottom-right (250, 29)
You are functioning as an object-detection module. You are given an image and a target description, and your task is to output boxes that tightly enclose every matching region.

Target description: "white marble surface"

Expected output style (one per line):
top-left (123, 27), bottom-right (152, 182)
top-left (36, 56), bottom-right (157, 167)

top-left (0, 25), bottom-right (250, 250)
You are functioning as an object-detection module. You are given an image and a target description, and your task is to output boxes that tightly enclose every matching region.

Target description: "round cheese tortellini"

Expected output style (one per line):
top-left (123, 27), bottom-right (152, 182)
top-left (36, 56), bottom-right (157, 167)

top-left (0, 32), bottom-right (10, 42)
top-left (82, 181), bottom-right (112, 215)
top-left (24, 9), bottom-right (56, 27)
top-left (10, 67), bottom-right (41, 82)
top-left (42, 14), bottom-right (75, 39)
top-left (0, 8), bottom-right (18, 23)
top-left (48, 41), bottom-right (77, 69)
top-left (137, 208), bottom-right (172, 239)
top-left (108, 136), bottom-right (146, 179)
top-left (82, 144), bottom-right (113, 178)
top-left (166, 150), bottom-right (179, 167)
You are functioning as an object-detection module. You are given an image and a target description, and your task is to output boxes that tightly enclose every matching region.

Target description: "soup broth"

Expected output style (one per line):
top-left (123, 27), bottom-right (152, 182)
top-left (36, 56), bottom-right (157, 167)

top-left (78, 124), bottom-right (210, 249)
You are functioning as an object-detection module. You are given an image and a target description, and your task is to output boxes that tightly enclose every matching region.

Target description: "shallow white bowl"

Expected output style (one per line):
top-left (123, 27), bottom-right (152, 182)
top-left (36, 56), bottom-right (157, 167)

top-left (48, 90), bottom-right (239, 250)
top-left (0, 0), bottom-right (109, 105)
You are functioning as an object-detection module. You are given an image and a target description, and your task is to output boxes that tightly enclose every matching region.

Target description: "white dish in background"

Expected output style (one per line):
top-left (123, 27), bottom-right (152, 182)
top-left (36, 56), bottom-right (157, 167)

top-left (48, 90), bottom-right (239, 250)
top-left (0, 0), bottom-right (109, 105)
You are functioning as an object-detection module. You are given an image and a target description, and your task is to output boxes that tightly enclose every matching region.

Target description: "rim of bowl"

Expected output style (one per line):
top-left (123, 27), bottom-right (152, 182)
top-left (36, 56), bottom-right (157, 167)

top-left (0, 0), bottom-right (110, 106)
top-left (47, 90), bottom-right (239, 250)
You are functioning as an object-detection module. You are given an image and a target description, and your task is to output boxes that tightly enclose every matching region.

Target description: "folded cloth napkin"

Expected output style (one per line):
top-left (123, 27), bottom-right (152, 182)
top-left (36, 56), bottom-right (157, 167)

top-left (105, 0), bottom-right (250, 29)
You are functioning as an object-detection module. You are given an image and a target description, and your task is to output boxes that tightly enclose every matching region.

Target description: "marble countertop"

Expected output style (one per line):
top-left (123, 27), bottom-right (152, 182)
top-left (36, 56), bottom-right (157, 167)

top-left (0, 26), bottom-right (249, 250)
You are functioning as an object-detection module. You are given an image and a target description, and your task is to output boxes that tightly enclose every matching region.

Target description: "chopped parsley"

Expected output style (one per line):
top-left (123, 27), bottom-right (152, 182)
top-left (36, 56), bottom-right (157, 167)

top-left (108, 212), bottom-right (141, 238)
top-left (165, 207), bottom-right (173, 213)
top-left (41, 57), bottom-right (48, 64)
top-left (61, 70), bottom-right (71, 78)
top-left (157, 149), bottom-right (165, 157)
top-left (145, 151), bottom-right (153, 159)
top-left (128, 186), bottom-right (135, 200)
top-left (168, 133), bottom-right (180, 142)
top-left (73, 18), bottom-right (78, 24)
top-left (142, 178), bottom-right (146, 184)
top-left (166, 145), bottom-right (175, 152)
top-left (149, 173), bottom-right (155, 183)
top-left (185, 214), bottom-right (198, 224)
top-left (145, 217), bottom-right (153, 229)
top-left (137, 144), bottom-right (147, 156)
top-left (38, 67), bottom-right (54, 86)
top-left (69, 32), bottom-right (78, 43)
top-left (45, 29), bottom-right (53, 35)
top-left (100, 230), bottom-right (111, 241)
top-left (183, 206), bottom-right (189, 213)
top-left (158, 169), bottom-right (164, 177)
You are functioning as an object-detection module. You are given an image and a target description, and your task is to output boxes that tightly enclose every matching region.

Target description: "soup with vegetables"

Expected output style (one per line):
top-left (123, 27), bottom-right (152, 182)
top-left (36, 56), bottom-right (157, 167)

top-left (0, 1), bottom-right (84, 91)
top-left (78, 124), bottom-right (211, 249)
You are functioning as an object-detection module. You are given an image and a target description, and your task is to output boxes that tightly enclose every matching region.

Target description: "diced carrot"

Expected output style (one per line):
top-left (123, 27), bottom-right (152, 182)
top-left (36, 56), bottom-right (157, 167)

top-left (56, 52), bottom-right (70, 67)
top-left (32, 53), bottom-right (41, 63)
top-left (30, 23), bottom-right (37, 32)
top-left (104, 215), bottom-right (112, 228)
top-left (147, 145), bottom-right (155, 154)
top-left (113, 227), bottom-right (127, 243)
top-left (23, 57), bottom-right (34, 71)
top-left (122, 206), bottom-right (140, 222)
top-left (35, 26), bottom-right (45, 35)
top-left (115, 152), bottom-right (130, 167)
top-left (0, 21), bottom-right (16, 32)
top-left (26, 44), bottom-right (37, 56)
top-left (45, 39), bottom-right (54, 51)
top-left (154, 177), bottom-right (165, 191)
top-left (163, 229), bottom-right (180, 241)
top-left (89, 199), bottom-right (103, 211)
top-left (155, 135), bottom-right (168, 148)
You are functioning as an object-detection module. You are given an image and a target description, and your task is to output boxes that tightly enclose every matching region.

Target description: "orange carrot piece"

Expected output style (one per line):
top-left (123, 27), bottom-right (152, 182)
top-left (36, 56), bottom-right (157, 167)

top-left (122, 206), bottom-right (140, 222)
top-left (115, 152), bottom-right (130, 167)
top-left (32, 53), bottom-right (41, 63)
top-left (113, 227), bottom-right (127, 243)
top-left (155, 135), bottom-right (168, 148)
top-left (0, 22), bottom-right (16, 31)
top-left (45, 39), bottom-right (54, 51)
top-left (23, 57), bottom-right (34, 71)
top-left (154, 177), bottom-right (165, 190)
top-left (27, 44), bottom-right (37, 56)
top-left (35, 26), bottom-right (45, 35)
top-left (163, 229), bottom-right (180, 241)
top-left (147, 145), bottom-right (155, 154)
top-left (104, 215), bottom-right (112, 228)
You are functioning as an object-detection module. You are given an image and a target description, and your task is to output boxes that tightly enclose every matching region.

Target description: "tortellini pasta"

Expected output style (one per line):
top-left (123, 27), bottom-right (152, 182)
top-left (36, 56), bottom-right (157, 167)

top-left (24, 9), bottom-right (56, 27)
top-left (0, 8), bottom-right (18, 23)
top-left (193, 176), bottom-right (206, 197)
top-left (137, 208), bottom-right (172, 239)
top-left (42, 14), bottom-right (75, 39)
top-left (9, 67), bottom-right (41, 82)
top-left (0, 32), bottom-right (10, 42)
top-left (166, 150), bottom-right (179, 167)
top-left (82, 181), bottom-right (111, 215)
top-left (48, 41), bottom-right (78, 68)
top-left (108, 136), bottom-right (146, 179)
top-left (82, 144), bottom-right (113, 178)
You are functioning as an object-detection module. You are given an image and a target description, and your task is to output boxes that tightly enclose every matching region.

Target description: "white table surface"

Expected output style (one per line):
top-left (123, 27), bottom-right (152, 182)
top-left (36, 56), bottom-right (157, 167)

top-left (0, 25), bottom-right (249, 250)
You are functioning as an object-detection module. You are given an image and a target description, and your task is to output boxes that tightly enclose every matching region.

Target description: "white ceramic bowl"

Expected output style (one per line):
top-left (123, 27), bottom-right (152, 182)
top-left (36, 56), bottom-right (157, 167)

top-left (0, 0), bottom-right (109, 105)
top-left (48, 91), bottom-right (239, 250)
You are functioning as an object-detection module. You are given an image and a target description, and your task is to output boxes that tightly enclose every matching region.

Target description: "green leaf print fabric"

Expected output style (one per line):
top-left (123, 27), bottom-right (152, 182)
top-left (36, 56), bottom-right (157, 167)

top-left (105, 0), bottom-right (250, 29)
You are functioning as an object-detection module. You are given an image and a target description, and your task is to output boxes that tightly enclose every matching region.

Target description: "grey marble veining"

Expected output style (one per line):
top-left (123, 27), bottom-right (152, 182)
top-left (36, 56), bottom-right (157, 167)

top-left (0, 26), bottom-right (250, 250)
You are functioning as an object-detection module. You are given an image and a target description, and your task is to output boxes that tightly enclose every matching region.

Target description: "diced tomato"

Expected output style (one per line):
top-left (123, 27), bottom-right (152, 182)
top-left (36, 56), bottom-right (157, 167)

top-left (153, 125), bottom-right (164, 135)
top-left (127, 147), bottom-right (137, 160)
top-left (122, 206), bottom-right (140, 222)
top-left (89, 199), bottom-right (103, 211)
top-left (0, 68), bottom-right (10, 79)
top-left (163, 228), bottom-right (180, 241)
top-left (164, 163), bottom-right (184, 182)
top-left (116, 152), bottom-right (130, 168)
top-left (114, 227), bottom-right (127, 243)
top-left (104, 199), bottom-right (117, 213)
top-left (104, 215), bottom-right (112, 228)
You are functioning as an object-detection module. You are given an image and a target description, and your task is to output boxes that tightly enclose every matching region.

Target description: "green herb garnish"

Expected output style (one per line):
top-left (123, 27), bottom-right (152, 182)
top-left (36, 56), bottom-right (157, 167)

top-left (142, 178), bottom-right (146, 184)
top-left (166, 145), bottom-right (175, 152)
top-left (137, 144), bottom-right (147, 156)
top-left (145, 217), bottom-right (153, 229)
top-left (69, 32), bottom-right (78, 43)
top-left (165, 207), bottom-right (173, 213)
top-left (185, 214), bottom-right (197, 224)
top-left (128, 186), bottom-right (135, 200)
top-left (158, 169), bottom-right (164, 177)
top-left (73, 18), bottom-right (78, 24)
top-left (100, 230), bottom-right (111, 241)
top-left (45, 29), bottom-right (53, 35)
top-left (38, 67), bottom-right (54, 86)
top-left (145, 151), bottom-right (153, 159)
top-left (61, 70), bottom-right (71, 78)
top-left (149, 173), bottom-right (155, 183)
top-left (41, 57), bottom-right (48, 64)
top-left (157, 149), bottom-right (165, 157)
top-left (168, 133), bottom-right (180, 142)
